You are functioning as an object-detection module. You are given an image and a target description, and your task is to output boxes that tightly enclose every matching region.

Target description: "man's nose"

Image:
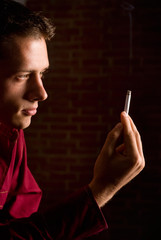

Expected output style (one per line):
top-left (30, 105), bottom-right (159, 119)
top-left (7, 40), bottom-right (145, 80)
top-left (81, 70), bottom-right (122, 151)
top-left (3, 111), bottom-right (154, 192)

top-left (25, 74), bottom-right (48, 102)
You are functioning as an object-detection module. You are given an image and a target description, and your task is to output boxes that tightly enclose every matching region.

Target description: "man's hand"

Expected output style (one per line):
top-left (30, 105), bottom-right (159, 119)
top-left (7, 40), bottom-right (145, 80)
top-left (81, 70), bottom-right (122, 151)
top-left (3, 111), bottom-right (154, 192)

top-left (89, 111), bottom-right (145, 207)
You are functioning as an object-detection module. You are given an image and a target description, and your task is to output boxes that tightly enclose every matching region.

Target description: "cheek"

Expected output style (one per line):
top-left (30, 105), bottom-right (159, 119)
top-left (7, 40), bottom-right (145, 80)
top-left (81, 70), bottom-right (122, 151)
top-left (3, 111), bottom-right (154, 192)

top-left (4, 79), bottom-right (25, 97)
top-left (0, 83), bottom-right (23, 111)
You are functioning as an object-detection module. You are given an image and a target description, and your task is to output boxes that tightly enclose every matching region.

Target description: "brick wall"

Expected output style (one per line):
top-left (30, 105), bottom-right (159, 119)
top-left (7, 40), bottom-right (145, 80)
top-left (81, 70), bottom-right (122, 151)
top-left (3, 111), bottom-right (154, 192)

top-left (25, 0), bottom-right (161, 239)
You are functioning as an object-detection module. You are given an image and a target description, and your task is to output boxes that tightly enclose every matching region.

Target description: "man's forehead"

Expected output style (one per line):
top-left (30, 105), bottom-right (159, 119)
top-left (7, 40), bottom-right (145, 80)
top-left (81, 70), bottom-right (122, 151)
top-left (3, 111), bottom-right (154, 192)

top-left (0, 35), bottom-right (49, 73)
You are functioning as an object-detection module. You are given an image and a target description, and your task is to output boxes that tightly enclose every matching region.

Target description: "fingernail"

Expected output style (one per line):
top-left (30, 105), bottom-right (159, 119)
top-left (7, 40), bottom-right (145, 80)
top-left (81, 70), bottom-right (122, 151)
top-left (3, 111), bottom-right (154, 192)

top-left (122, 111), bottom-right (128, 117)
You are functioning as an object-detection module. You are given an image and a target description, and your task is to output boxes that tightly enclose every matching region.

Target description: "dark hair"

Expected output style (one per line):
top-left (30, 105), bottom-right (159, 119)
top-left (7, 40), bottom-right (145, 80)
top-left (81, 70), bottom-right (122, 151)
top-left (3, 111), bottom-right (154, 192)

top-left (0, 0), bottom-right (55, 41)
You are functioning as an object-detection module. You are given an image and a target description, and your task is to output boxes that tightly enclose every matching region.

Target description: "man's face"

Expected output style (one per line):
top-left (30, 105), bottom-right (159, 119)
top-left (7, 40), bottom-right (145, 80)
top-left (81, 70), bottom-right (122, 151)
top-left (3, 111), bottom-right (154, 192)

top-left (0, 36), bottom-right (49, 129)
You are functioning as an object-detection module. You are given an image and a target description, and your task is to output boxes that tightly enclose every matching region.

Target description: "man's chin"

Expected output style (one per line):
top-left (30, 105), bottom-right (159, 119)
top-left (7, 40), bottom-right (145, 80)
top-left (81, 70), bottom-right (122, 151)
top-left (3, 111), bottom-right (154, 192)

top-left (11, 117), bottom-right (32, 130)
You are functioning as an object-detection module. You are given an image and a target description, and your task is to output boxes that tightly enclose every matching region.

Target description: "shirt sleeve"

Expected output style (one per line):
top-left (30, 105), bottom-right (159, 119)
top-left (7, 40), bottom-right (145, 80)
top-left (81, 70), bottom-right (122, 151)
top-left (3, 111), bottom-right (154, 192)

top-left (0, 186), bottom-right (108, 239)
top-left (0, 211), bottom-right (53, 239)
top-left (44, 185), bottom-right (108, 240)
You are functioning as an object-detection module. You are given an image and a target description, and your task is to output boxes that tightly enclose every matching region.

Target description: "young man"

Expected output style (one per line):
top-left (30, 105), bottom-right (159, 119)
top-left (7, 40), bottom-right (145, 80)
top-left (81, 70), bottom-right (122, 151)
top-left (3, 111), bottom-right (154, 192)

top-left (0, 0), bottom-right (145, 239)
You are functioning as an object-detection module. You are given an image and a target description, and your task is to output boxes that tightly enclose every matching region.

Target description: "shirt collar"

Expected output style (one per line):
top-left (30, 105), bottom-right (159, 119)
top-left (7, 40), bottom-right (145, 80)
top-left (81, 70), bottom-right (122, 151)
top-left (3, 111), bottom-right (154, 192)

top-left (0, 122), bottom-right (19, 142)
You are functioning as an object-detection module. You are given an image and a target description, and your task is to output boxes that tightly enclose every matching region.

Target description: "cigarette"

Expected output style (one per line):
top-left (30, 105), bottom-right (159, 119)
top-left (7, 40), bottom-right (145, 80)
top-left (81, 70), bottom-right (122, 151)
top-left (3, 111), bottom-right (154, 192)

top-left (124, 90), bottom-right (131, 114)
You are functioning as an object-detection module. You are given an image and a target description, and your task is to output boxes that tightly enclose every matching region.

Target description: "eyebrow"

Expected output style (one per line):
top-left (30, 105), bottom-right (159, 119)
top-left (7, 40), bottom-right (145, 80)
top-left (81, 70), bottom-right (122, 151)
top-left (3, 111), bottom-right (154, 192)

top-left (17, 66), bottom-right (50, 73)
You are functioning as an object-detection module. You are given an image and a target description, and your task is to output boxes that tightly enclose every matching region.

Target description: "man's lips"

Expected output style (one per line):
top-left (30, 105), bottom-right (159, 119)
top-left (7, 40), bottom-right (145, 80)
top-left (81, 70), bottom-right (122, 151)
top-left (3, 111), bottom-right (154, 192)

top-left (22, 108), bottom-right (37, 116)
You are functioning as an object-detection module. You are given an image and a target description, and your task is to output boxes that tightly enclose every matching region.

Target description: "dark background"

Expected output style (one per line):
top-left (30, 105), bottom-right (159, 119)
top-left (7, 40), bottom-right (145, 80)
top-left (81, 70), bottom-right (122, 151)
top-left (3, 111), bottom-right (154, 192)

top-left (24, 0), bottom-right (161, 239)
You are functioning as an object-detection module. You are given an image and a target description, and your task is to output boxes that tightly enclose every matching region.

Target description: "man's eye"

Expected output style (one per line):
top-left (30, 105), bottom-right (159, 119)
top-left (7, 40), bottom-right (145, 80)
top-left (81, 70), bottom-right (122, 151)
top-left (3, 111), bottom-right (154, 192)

top-left (40, 72), bottom-right (44, 79)
top-left (16, 74), bottom-right (30, 80)
top-left (40, 69), bottom-right (49, 79)
top-left (40, 72), bottom-right (46, 79)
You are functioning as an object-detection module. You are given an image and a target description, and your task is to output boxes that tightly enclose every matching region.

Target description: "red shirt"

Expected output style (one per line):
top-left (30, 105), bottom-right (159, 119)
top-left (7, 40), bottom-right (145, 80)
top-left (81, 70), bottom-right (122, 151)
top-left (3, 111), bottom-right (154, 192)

top-left (0, 123), bottom-right (107, 239)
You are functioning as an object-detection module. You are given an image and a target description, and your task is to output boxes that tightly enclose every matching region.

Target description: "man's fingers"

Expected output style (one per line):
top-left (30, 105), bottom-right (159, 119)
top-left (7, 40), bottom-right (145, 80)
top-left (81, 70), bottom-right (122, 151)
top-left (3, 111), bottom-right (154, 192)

top-left (121, 111), bottom-right (145, 168)
top-left (120, 112), bottom-right (139, 157)
top-left (128, 115), bottom-right (144, 158)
